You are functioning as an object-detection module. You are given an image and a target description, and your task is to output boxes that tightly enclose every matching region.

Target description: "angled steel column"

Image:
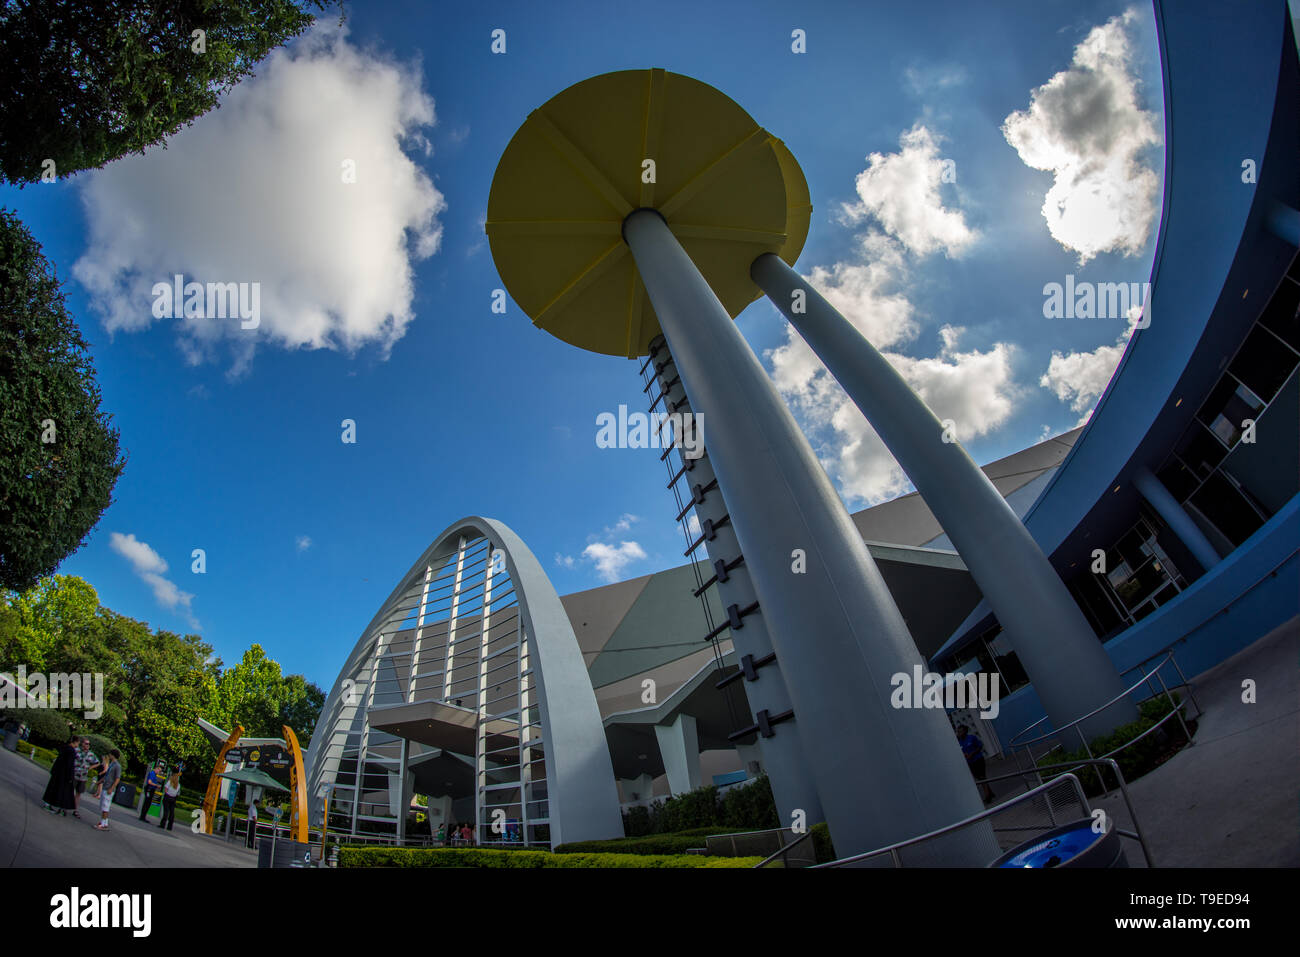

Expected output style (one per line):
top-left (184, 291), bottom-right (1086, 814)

top-left (651, 341), bottom-right (825, 828)
top-left (1133, 466), bottom-right (1222, 572)
top-left (624, 209), bottom-right (992, 862)
top-left (751, 252), bottom-right (1136, 739)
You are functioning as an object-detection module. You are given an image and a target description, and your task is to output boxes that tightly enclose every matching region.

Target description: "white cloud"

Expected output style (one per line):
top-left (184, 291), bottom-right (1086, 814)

top-left (841, 125), bottom-right (978, 258)
top-left (108, 532), bottom-right (199, 629)
top-left (1039, 324), bottom-right (1136, 419)
top-left (768, 231), bottom-right (917, 423)
top-left (558, 515), bottom-right (650, 582)
top-left (766, 203), bottom-right (1019, 505)
top-left (601, 514), bottom-right (640, 536)
top-left (817, 330), bottom-right (1019, 504)
top-left (1002, 8), bottom-right (1162, 263)
top-left (582, 542), bottom-right (647, 583)
top-left (903, 63), bottom-right (968, 96)
top-left (107, 532), bottom-right (167, 576)
top-left (72, 23), bottom-right (445, 374)
top-left (295, 535), bottom-right (312, 552)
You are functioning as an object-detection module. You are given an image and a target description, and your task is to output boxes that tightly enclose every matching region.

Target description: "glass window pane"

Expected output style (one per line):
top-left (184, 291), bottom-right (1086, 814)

top-left (1259, 275), bottom-right (1299, 352)
top-left (1230, 325), bottom-right (1298, 403)
top-left (1190, 472), bottom-right (1265, 546)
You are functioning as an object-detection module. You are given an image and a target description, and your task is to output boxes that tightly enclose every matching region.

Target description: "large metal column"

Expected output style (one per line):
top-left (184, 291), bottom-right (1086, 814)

top-left (650, 342), bottom-right (825, 827)
top-left (1133, 466), bottom-right (1222, 572)
top-left (752, 252), bottom-right (1136, 739)
top-left (623, 209), bottom-right (991, 862)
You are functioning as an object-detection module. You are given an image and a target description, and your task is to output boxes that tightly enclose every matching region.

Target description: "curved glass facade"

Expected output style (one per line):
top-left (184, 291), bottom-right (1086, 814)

top-left (306, 517), bottom-right (621, 847)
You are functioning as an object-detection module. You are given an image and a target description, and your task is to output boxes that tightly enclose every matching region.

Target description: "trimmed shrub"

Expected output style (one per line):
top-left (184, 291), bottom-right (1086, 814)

top-left (720, 774), bottom-right (779, 830)
top-left (3, 707), bottom-right (78, 748)
top-left (622, 804), bottom-right (652, 837)
top-left (338, 846), bottom-right (761, 868)
top-left (628, 775), bottom-right (780, 837)
top-left (555, 834), bottom-right (711, 856)
top-left (655, 784), bottom-right (720, 832)
top-left (15, 740), bottom-right (56, 765)
top-left (557, 826), bottom-right (770, 856)
top-left (1039, 693), bottom-right (1195, 796)
top-left (810, 823), bottom-right (836, 864)
top-left (672, 825), bottom-right (746, 837)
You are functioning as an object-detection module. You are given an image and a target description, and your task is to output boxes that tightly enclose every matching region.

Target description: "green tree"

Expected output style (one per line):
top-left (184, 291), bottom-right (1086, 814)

top-left (0, 211), bottom-right (126, 592)
top-left (97, 609), bottom-right (213, 773)
top-left (278, 672), bottom-right (325, 744)
top-left (216, 643), bottom-right (288, 737)
top-left (0, 1), bottom-right (339, 185)
top-left (0, 574), bottom-right (102, 675)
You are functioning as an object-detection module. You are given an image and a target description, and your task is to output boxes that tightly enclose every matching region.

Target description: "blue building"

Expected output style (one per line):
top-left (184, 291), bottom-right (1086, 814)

top-left (931, 0), bottom-right (1300, 746)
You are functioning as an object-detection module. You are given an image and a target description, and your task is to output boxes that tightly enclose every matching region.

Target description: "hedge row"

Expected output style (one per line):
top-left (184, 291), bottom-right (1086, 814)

top-left (13, 740), bottom-right (56, 765)
top-left (557, 822), bottom-right (837, 863)
top-left (555, 834), bottom-right (716, 856)
top-left (338, 847), bottom-right (762, 868)
top-left (622, 774), bottom-right (781, 836)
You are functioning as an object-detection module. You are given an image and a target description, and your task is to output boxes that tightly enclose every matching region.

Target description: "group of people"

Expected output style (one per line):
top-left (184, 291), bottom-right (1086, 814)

top-left (436, 821), bottom-right (476, 846)
top-left (138, 761), bottom-right (183, 830)
top-left (40, 733), bottom-right (121, 830)
top-left (40, 736), bottom-right (182, 831)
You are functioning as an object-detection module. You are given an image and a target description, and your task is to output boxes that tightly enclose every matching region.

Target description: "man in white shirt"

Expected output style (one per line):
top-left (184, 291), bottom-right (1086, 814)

top-left (246, 798), bottom-right (259, 849)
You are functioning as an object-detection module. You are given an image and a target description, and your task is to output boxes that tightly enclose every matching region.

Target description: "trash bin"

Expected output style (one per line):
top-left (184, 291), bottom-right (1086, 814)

top-left (258, 839), bottom-right (311, 868)
top-left (113, 782), bottom-right (137, 809)
top-left (989, 816), bottom-right (1128, 868)
top-left (990, 817), bottom-right (1128, 868)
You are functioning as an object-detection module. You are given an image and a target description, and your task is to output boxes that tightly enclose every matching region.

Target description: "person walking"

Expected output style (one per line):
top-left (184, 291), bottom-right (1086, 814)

top-left (139, 761), bottom-right (164, 821)
top-left (94, 750), bottom-right (122, 830)
top-left (956, 723), bottom-right (996, 803)
top-left (158, 771), bottom-right (181, 831)
top-left (41, 733), bottom-right (78, 817)
top-left (71, 737), bottom-right (98, 819)
top-left (246, 798), bottom-right (260, 849)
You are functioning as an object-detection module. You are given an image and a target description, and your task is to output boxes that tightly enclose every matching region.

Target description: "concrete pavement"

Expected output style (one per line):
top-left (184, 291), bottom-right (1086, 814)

top-left (1120, 614), bottom-right (1299, 866)
top-left (978, 614), bottom-right (1298, 867)
top-left (0, 748), bottom-right (257, 867)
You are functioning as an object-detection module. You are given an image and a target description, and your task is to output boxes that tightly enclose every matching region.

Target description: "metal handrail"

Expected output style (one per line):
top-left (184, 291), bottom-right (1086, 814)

top-left (1010, 650), bottom-right (1190, 751)
top-left (976, 757), bottom-right (1154, 866)
top-left (753, 829), bottom-right (815, 869)
top-left (1008, 649), bottom-right (1199, 794)
top-left (813, 772), bottom-right (1090, 868)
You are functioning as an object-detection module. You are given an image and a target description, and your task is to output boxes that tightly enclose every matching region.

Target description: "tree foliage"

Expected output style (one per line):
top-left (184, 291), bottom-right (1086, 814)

top-left (0, 209), bottom-right (126, 592)
top-left (1, 575), bottom-right (325, 779)
top-left (0, 0), bottom-right (339, 185)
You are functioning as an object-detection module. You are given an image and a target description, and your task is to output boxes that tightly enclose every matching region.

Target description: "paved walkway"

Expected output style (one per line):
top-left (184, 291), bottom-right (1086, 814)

top-left (981, 614), bottom-right (1299, 867)
top-left (0, 749), bottom-right (257, 867)
top-left (1120, 614), bottom-right (1298, 866)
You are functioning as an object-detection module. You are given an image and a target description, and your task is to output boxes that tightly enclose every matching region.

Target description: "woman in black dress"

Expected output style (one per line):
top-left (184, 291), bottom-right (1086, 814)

top-left (41, 734), bottom-right (78, 816)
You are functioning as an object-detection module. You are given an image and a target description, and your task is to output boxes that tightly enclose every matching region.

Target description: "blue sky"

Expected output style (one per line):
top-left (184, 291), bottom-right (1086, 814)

top-left (2, 0), bottom-right (1170, 687)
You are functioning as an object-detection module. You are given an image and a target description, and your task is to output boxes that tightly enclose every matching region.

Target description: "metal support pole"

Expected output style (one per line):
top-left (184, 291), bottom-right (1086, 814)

top-left (1133, 466), bottom-right (1222, 573)
top-left (751, 252), bottom-right (1136, 741)
top-left (623, 209), bottom-right (991, 863)
top-left (651, 344), bottom-right (825, 827)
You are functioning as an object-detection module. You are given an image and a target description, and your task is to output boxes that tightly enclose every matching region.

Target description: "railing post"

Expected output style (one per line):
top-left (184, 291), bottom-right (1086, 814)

top-left (1157, 668), bottom-right (1195, 746)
